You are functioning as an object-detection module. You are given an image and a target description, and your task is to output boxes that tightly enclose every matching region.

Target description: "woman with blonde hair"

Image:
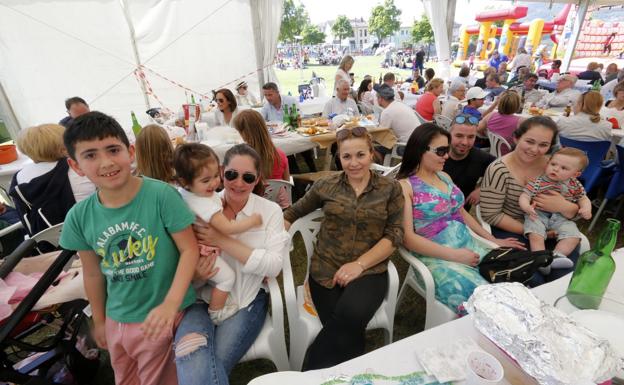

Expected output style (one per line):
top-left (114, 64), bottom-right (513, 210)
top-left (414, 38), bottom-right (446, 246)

top-left (414, 78), bottom-right (444, 121)
top-left (334, 55), bottom-right (354, 97)
top-left (233, 109), bottom-right (291, 207)
top-left (10, 123), bottom-right (95, 235)
top-left (135, 124), bottom-right (175, 183)
top-left (557, 91), bottom-right (612, 141)
top-left (478, 90), bottom-right (524, 153)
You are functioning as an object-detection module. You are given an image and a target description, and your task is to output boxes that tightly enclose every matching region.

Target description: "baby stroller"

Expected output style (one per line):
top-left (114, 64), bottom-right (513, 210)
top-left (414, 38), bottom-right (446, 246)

top-left (0, 225), bottom-right (98, 385)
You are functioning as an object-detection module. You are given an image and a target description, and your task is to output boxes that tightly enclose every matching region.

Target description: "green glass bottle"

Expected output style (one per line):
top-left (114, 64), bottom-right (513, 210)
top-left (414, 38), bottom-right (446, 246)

top-left (290, 105), bottom-right (299, 128)
top-left (566, 218), bottom-right (620, 309)
top-left (282, 105), bottom-right (290, 126)
top-left (191, 94), bottom-right (196, 104)
top-left (131, 111), bottom-right (142, 136)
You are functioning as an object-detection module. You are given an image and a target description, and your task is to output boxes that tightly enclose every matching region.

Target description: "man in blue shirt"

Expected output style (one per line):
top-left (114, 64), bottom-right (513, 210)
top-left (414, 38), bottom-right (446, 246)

top-left (261, 82), bottom-right (299, 122)
top-left (462, 87), bottom-right (489, 120)
top-left (488, 51), bottom-right (508, 71)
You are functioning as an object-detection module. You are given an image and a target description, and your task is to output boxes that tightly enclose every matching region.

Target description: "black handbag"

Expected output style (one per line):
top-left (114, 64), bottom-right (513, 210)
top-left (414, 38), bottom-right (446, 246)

top-left (478, 248), bottom-right (553, 283)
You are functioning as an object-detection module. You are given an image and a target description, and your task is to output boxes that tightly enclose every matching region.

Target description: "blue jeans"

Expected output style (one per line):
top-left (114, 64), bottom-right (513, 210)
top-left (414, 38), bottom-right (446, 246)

top-left (175, 290), bottom-right (268, 385)
top-left (491, 227), bottom-right (580, 286)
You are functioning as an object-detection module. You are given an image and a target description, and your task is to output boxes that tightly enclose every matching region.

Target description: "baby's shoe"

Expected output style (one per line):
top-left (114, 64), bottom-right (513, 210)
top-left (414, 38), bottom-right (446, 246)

top-left (550, 251), bottom-right (574, 269)
top-left (209, 303), bottom-right (238, 325)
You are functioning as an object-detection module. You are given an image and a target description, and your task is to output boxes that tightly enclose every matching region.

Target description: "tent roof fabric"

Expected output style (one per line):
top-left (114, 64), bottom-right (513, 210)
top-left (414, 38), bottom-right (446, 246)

top-left (0, 0), bottom-right (281, 136)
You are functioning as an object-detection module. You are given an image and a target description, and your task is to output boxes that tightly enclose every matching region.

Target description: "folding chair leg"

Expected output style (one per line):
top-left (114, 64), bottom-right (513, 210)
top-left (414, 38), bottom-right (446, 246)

top-left (588, 198), bottom-right (608, 233)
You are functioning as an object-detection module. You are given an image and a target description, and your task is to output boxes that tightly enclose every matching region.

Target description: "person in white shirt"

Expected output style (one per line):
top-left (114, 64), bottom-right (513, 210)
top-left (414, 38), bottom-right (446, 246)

top-left (333, 55), bottom-right (354, 96)
top-left (510, 73), bottom-right (546, 105)
top-left (441, 81), bottom-right (467, 120)
top-left (212, 88), bottom-right (240, 127)
top-left (449, 65), bottom-right (470, 89)
top-left (510, 48), bottom-right (532, 74)
top-left (260, 82), bottom-right (299, 122)
top-left (557, 91), bottom-right (613, 142)
top-left (322, 80), bottom-right (359, 117)
top-left (601, 69), bottom-right (624, 102)
top-left (235, 81), bottom-right (260, 107)
top-left (536, 74), bottom-right (582, 109)
top-left (378, 84), bottom-right (419, 143)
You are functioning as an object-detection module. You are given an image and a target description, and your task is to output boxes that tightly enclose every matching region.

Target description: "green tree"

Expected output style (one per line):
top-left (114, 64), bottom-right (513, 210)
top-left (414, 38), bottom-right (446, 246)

top-left (368, 0), bottom-right (402, 43)
top-left (411, 14), bottom-right (434, 59)
top-left (279, 0), bottom-right (309, 43)
top-left (302, 24), bottom-right (326, 46)
top-left (332, 15), bottom-right (353, 48)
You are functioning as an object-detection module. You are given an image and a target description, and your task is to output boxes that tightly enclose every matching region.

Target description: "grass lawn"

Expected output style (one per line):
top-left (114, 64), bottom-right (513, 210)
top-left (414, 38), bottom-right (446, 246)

top-left (275, 55), bottom-right (433, 97)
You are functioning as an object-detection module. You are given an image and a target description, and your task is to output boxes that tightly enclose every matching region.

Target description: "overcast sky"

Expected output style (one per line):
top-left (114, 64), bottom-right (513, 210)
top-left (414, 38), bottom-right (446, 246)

top-left (299, 0), bottom-right (507, 26)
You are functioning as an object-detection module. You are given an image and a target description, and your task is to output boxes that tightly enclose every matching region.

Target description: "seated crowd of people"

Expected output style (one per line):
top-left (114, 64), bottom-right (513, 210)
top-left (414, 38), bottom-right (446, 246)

top-left (3, 49), bottom-right (623, 385)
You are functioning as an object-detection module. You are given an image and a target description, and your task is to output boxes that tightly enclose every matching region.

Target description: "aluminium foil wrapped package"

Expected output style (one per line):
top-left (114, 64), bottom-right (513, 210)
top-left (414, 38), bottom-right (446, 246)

top-left (465, 283), bottom-right (623, 385)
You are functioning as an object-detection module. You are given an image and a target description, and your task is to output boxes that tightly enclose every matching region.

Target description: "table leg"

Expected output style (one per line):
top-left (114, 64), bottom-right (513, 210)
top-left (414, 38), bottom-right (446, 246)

top-left (322, 148), bottom-right (333, 171)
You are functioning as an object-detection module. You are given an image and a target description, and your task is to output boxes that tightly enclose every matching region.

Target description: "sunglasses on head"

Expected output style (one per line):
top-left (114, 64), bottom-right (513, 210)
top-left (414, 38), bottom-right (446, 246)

top-left (454, 115), bottom-right (479, 126)
top-left (223, 170), bottom-right (257, 184)
top-left (427, 145), bottom-right (450, 157)
top-left (336, 126), bottom-right (368, 141)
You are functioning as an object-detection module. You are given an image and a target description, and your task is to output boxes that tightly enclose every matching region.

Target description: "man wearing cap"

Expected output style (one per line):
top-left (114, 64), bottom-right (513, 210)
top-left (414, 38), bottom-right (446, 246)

top-left (462, 87), bottom-right (496, 120)
top-left (235, 81), bottom-right (260, 107)
top-left (443, 114), bottom-right (496, 211)
top-left (322, 80), bottom-right (358, 118)
top-left (536, 74), bottom-right (582, 109)
top-left (377, 84), bottom-right (419, 144)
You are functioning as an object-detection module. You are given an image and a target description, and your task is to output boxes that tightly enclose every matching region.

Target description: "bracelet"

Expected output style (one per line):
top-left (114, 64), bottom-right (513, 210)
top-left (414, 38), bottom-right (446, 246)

top-left (356, 260), bottom-right (366, 271)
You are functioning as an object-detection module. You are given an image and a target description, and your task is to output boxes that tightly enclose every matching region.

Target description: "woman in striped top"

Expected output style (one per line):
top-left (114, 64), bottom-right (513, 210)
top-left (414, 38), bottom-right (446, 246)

top-left (480, 116), bottom-right (582, 284)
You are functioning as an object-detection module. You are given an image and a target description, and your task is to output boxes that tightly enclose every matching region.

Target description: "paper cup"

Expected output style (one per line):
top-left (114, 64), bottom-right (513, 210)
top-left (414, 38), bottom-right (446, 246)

top-left (465, 351), bottom-right (504, 385)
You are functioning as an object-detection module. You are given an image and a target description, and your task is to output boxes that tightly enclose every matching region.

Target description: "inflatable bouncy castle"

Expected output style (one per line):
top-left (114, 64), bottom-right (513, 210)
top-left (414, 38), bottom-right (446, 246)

top-left (454, 5), bottom-right (571, 66)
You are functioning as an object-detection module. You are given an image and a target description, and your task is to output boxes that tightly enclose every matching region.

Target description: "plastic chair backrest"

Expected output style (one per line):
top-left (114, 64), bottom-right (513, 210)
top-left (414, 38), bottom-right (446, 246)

top-left (263, 179), bottom-right (293, 205)
top-left (434, 114), bottom-right (453, 131)
top-left (559, 137), bottom-right (611, 193)
top-left (606, 144), bottom-right (624, 199)
top-left (487, 132), bottom-right (512, 158)
top-left (414, 110), bottom-right (431, 124)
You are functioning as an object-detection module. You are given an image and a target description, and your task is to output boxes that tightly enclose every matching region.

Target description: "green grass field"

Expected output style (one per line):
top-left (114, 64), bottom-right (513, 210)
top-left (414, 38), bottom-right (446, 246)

top-left (275, 55), bottom-right (425, 97)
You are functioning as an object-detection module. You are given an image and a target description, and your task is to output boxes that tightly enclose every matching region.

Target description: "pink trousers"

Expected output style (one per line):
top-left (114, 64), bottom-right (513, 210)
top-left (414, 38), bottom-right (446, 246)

top-left (105, 315), bottom-right (181, 385)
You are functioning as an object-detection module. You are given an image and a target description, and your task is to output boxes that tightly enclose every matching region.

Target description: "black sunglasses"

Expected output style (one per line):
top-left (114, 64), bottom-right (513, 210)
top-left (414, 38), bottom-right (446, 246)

top-left (454, 115), bottom-right (479, 126)
top-left (223, 170), bottom-right (257, 184)
top-left (216, 98), bottom-right (226, 103)
top-left (427, 145), bottom-right (450, 157)
top-left (336, 126), bottom-right (368, 141)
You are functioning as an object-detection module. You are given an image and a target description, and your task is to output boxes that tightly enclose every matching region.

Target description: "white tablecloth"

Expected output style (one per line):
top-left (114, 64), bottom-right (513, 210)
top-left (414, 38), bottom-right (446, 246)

top-left (250, 249), bottom-right (624, 385)
top-left (0, 152), bottom-right (33, 191)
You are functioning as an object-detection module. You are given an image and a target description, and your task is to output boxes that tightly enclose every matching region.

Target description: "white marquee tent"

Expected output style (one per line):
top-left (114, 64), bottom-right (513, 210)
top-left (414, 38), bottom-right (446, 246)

top-left (0, 0), bottom-right (283, 138)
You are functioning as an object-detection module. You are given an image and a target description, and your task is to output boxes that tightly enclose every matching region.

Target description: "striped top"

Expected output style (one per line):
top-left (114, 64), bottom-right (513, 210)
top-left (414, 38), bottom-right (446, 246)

top-left (480, 159), bottom-right (525, 225)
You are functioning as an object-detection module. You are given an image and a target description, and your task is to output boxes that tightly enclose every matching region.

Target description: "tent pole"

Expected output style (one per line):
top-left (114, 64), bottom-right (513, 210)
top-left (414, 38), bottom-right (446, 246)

top-left (561, 0), bottom-right (589, 73)
top-left (250, 0), bottom-right (265, 95)
top-left (119, 0), bottom-right (151, 111)
top-left (0, 82), bottom-right (22, 139)
top-left (446, 0), bottom-right (457, 52)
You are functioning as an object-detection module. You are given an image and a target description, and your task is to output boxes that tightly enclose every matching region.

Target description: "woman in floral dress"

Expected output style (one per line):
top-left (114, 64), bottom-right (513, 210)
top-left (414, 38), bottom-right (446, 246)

top-left (397, 123), bottom-right (525, 313)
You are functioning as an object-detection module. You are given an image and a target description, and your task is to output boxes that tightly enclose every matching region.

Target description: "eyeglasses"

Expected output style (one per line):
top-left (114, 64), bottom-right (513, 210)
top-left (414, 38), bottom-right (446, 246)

top-left (241, 86), bottom-right (248, 90)
top-left (336, 126), bottom-right (368, 141)
top-left (454, 115), bottom-right (479, 126)
top-left (427, 145), bottom-right (450, 157)
top-left (216, 98), bottom-right (226, 103)
top-left (223, 170), bottom-right (257, 184)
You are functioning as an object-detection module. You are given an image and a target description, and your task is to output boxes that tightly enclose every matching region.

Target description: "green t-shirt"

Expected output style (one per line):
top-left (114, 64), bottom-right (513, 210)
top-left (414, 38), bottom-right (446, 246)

top-left (60, 177), bottom-right (196, 323)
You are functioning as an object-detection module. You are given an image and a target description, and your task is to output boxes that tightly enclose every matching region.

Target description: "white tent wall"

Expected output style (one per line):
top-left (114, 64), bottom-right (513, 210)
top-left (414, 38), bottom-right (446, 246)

top-left (422, 0), bottom-right (451, 80)
top-left (0, 0), bottom-right (282, 135)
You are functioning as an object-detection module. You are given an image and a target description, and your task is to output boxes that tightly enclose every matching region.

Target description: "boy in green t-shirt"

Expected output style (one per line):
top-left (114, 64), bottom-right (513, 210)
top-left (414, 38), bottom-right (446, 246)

top-left (60, 112), bottom-right (198, 385)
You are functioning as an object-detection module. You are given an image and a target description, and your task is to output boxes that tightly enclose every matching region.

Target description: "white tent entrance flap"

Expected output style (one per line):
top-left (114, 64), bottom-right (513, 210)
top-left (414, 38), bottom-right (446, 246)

top-left (0, 0), bottom-right (282, 134)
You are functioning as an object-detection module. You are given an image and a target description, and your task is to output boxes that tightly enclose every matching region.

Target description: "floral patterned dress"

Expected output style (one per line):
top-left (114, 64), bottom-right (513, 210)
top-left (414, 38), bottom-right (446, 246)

top-left (408, 173), bottom-right (490, 313)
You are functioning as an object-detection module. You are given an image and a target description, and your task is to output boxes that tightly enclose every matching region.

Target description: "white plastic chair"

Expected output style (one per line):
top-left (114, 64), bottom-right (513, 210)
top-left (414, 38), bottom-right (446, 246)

top-left (433, 114), bottom-right (453, 131)
top-left (487, 131), bottom-right (512, 158)
top-left (370, 163), bottom-right (401, 179)
top-left (264, 178), bottom-right (294, 206)
top-left (383, 142), bottom-right (406, 167)
top-left (414, 110), bottom-right (431, 124)
top-left (396, 229), bottom-right (498, 330)
top-left (29, 223), bottom-right (63, 248)
top-left (239, 275), bottom-right (290, 371)
top-left (285, 210), bottom-right (399, 370)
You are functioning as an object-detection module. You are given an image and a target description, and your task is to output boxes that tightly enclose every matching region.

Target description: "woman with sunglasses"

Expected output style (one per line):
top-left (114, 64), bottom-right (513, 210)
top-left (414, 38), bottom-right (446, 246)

top-left (212, 88), bottom-right (240, 127)
top-left (480, 117), bottom-right (582, 285)
top-left (283, 127), bottom-right (404, 370)
top-left (398, 123), bottom-right (523, 314)
top-left (235, 81), bottom-right (260, 107)
top-left (179, 144), bottom-right (289, 384)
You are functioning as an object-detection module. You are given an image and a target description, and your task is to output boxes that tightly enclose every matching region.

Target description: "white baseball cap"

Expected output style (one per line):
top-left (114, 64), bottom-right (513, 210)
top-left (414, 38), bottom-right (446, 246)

top-left (466, 87), bottom-right (489, 101)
